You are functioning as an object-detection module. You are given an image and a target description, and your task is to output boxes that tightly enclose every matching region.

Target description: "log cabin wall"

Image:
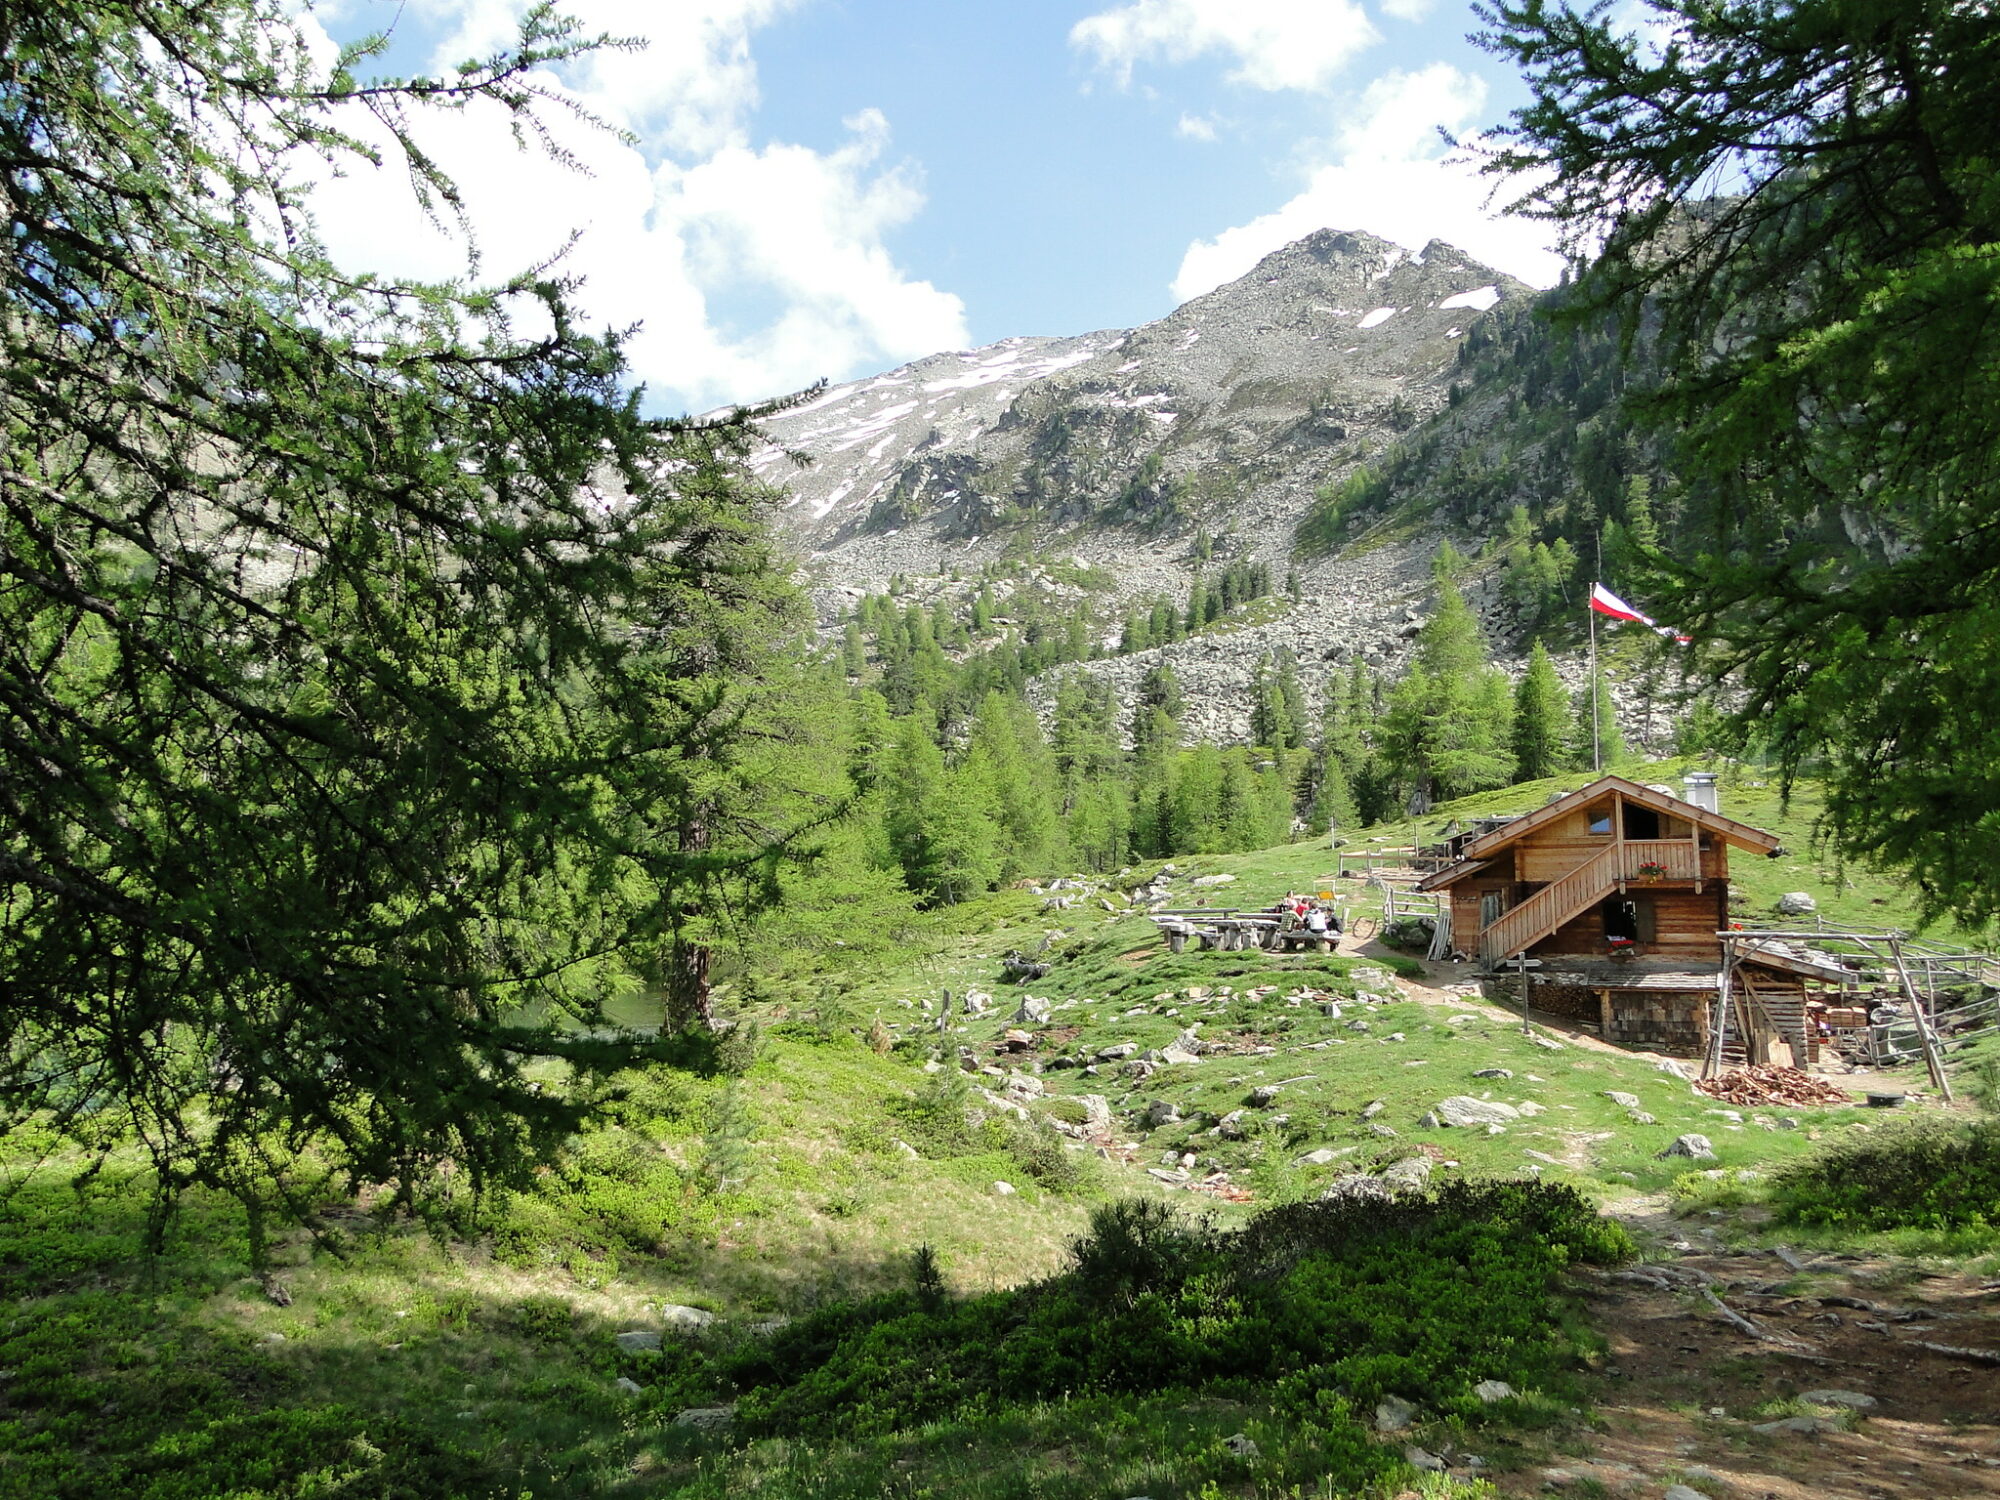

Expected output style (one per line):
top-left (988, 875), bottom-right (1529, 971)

top-left (1535, 886), bottom-right (1732, 958)
top-left (1512, 801), bottom-right (1731, 885)
top-left (1606, 991), bottom-right (1707, 1054)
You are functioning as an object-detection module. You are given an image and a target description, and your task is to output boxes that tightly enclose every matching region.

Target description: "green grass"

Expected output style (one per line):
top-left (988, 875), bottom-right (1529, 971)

top-left (1, 754), bottom-right (1983, 1497)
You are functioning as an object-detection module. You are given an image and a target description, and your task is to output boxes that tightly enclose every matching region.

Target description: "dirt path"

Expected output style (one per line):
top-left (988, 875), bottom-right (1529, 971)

top-left (1483, 1198), bottom-right (2000, 1499)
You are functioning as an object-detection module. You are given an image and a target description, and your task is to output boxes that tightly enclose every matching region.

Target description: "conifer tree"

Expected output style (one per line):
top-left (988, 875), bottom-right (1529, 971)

top-left (0, 0), bottom-right (825, 1231)
top-left (1512, 642), bottom-right (1571, 782)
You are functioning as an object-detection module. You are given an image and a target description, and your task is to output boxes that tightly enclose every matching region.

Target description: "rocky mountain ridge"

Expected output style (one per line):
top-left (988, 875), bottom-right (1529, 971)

top-left (752, 226), bottom-right (1679, 751)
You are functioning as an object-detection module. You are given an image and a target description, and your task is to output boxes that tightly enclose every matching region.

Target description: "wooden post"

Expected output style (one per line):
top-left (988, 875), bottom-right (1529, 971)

top-left (1888, 934), bottom-right (1954, 1103)
top-left (1597, 987), bottom-right (1613, 1039)
top-left (1703, 939), bottom-right (1736, 1080)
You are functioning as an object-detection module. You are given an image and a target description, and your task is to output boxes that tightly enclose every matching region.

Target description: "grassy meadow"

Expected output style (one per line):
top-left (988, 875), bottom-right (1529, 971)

top-left (1, 758), bottom-right (1990, 1498)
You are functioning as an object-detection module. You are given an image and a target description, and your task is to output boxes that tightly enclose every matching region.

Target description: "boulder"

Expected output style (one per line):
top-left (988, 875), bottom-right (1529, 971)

top-left (1321, 1173), bottom-right (1393, 1203)
top-left (1296, 1147), bottom-right (1345, 1165)
top-left (1801, 1389), bottom-right (1877, 1409)
top-left (1080, 1094), bottom-right (1111, 1128)
top-left (1604, 1091), bottom-right (1642, 1109)
top-left (1223, 1433), bottom-right (1259, 1458)
top-left (1374, 1395), bottom-right (1417, 1432)
top-left (1157, 1043), bottom-right (1200, 1066)
top-left (1014, 995), bottom-right (1053, 1025)
top-left (1216, 1110), bottom-right (1248, 1140)
top-left (1190, 873), bottom-right (1237, 888)
top-left (1752, 1415), bottom-right (1828, 1435)
top-left (1380, 1157), bottom-right (1432, 1190)
top-left (615, 1331), bottom-right (662, 1353)
top-left (1404, 1446), bottom-right (1446, 1473)
top-left (1248, 1085), bottom-right (1281, 1107)
top-left (1472, 1068), bottom-right (1513, 1079)
top-left (659, 1304), bottom-right (716, 1331)
top-left (1473, 1379), bottom-right (1515, 1403)
top-left (991, 1180), bottom-right (1017, 1197)
top-left (1777, 891), bottom-right (1818, 916)
top-left (1143, 1099), bottom-right (1182, 1128)
top-left (614, 1376), bottom-right (644, 1395)
top-left (1661, 1488), bottom-right (1713, 1500)
top-left (673, 1405), bottom-right (736, 1430)
top-left (1660, 1134), bottom-right (1718, 1160)
top-left (1432, 1096), bottom-right (1521, 1127)
top-left (1095, 1042), bottom-right (1141, 1061)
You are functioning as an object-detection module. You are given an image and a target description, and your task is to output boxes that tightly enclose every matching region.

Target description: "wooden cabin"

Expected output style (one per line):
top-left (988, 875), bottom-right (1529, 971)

top-left (1416, 775), bottom-right (1814, 1059)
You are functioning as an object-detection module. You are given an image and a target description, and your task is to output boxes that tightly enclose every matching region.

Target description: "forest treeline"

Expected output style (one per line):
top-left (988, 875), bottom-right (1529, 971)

top-left (819, 544), bottom-right (1656, 908)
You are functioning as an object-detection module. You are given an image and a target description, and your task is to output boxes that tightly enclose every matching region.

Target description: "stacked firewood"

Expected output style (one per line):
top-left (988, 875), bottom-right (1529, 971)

top-left (1693, 1065), bottom-right (1853, 1107)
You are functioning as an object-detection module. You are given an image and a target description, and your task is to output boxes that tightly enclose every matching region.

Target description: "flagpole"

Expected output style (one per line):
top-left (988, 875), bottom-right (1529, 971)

top-left (1589, 591), bottom-right (1601, 772)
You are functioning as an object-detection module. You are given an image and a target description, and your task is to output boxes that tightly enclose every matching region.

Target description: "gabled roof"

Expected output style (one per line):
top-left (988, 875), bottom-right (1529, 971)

top-left (1459, 774), bottom-right (1781, 861)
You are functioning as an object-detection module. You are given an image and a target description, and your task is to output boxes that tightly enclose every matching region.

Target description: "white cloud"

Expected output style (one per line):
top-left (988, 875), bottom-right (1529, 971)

top-left (1070, 0), bottom-right (1380, 92)
top-left (1170, 64), bottom-right (1565, 300)
top-left (1175, 112), bottom-right (1219, 141)
top-left (1380, 0), bottom-right (1440, 20)
top-left (298, 2), bottom-right (966, 411)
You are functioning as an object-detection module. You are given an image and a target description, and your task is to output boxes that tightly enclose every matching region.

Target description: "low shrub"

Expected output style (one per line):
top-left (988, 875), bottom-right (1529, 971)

top-left (1773, 1116), bottom-right (2000, 1231)
top-left (652, 1179), bottom-right (1629, 1462)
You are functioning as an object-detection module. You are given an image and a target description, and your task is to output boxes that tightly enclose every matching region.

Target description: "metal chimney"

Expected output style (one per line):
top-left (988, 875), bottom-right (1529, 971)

top-left (1682, 771), bottom-right (1720, 813)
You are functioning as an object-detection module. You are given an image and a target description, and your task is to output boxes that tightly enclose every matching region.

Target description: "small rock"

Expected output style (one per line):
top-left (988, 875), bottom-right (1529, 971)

top-left (1604, 1090), bottom-right (1642, 1109)
top-left (1143, 1099), bottom-right (1182, 1128)
top-left (1432, 1095), bottom-right (1521, 1126)
top-left (1777, 891), bottom-right (1818, 916)
top-left (1659, 1134), bottom-right (1718, 1160)
top-left (991, 1181), bottom-right (1017, 1197)
top-left (1157, 1044), bottom-right (1200, 1066)
top-left (1661, 1488), bottom-right (1712, 1500)
top-left (1628, 1110), bottom-right (1657, 1125)
top-left (615, 1331), bottom-right (662, 1353)
top-left (1517, 1101), bottom-right (1547, 1116)
top-left (1753, 1415), bottom-right (1827, 1434)
top-left (614, 1377), bottom-right (644, 1395)
top-left (1370, 1124), bottom-right (1399, 1138)
top-left (1472, 1067), bottom-right (1513, 1079)
top-left (1015, 995), bottom-right (1053, 1025)
top-left (1323, 1173), bottom-right (1392, 1203)
top-left (674, 1405), bottom-right (736, 1430)
top-left (1474, 1379), bottom-right (1515, 1402)
top-left (1381, 1157), bottom-right (1432, 1190)
top-left (1190, 873), bottom-right (1236, 887)
top-left (1375, 1394), bottom-right (1416, 1431)
top-left (1296, 1148), bottom-right (1345, 1165)
top-left (1361, 1099), bottom-right (1386, 1119)
top-left (1248, 1085), bottom-right (1281, 1107)
top-left (891, 1138), bottom-right (920, 1159)
top-left (1405, 1446), bottom-right (1447, 1472)
top-left (1080, 1094), bottom-right (1111, 1128)
top-left (1216, 1110), bottom-right (1249, 1140)
top-left (1801, 1389), bottom-right (1877, 1409)
top-left (1539, 1468), bottom-right (1575, 1489)
top-left (1095, 1042), bottom-right (1141, 1061)
top-left (1223, 1432), bottom-right (1258, 1457)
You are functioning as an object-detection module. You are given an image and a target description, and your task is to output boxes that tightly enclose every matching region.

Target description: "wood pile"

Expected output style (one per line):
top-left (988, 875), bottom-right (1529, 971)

top-left (1694, 1065), bottom-right (1853, 1107)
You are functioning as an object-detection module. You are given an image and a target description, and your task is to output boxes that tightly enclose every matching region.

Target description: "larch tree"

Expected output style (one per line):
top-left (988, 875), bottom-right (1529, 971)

top-left (1481, 0), bottom-right (2000, 926)
top-left (0, 0), bottom-right (804, 1240)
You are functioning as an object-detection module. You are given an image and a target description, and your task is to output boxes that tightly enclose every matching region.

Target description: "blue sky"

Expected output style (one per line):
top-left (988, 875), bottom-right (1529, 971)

top-left (305, 1), bottom-right (1572, 413)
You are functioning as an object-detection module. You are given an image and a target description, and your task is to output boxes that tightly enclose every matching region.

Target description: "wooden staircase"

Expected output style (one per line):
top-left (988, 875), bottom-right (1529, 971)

top-left (1479, 843), bottom-right (1622, 962)
top-left (1477, 839), bottom-right (1703, 963)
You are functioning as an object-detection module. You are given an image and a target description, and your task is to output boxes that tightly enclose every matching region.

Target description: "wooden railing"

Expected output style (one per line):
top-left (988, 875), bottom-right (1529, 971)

top-left (1477, 840), bottom-right (1702, 962)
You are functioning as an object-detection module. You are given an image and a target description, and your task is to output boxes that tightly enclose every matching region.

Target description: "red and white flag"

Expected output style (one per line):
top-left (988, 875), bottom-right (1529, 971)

top-left (1589, 583), bottom-right (1690, 643)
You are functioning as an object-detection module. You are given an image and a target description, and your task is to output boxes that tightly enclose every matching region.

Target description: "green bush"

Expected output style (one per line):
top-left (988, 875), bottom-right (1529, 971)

top-left (1774, 1116), bottom-right (2000, 1231)
top-left (651, 1179), bottom-right (1629, 1472)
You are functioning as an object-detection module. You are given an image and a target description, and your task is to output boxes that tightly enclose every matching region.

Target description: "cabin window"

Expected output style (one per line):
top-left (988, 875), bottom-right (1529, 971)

top-left (1588, 807), bottom-right (1613, 835)
top-left (1623, 805), bottom-right (1661, 840)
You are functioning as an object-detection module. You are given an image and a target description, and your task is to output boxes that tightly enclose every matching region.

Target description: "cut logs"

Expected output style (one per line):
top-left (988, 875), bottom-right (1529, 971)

top-left (1693, 1065), bottom-right (1852, 1108)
